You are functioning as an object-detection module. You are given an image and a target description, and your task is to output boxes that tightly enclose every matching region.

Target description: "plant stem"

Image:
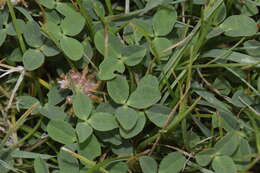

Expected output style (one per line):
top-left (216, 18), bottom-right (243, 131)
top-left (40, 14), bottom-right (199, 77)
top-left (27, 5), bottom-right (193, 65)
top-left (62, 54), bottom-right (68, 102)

top-left (0, 102), bottom-right (39, 148)
top-left (61, 147), bottom-right (110, 173)
top-left (105, 0), bottom-right (113, 15)
top-left (76, 0), bottom-right (95, 40)
top-left (6, 0), bottom-right (26, 53)
top-left (137, 97), bottom-right (201, 151)
top-left (9, 118), bottom-right (42, 150)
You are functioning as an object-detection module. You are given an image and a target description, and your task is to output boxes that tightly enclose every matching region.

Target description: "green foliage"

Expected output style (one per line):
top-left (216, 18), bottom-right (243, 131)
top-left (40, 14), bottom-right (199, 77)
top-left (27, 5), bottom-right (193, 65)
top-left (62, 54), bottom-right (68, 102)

top-left (60, 36), bottom-right (84, 61)
top-left (0, 0), bottom-right (260, 172)
top-left (34, 158), bottom-right (49, 173)
top-left (47, 120), bottom-right (76, 144)
top-left (72, 92), bottom-right (93, 120)
top-left (23, 49), bottom-right (45, 71)
top-left (153, 7), bottom-right (177, 36)
top-left (107, 75), bottom-right (129, 104)
top-left (139, 156), bottom-right (157, 173)
top-left (212, 156), bottom-right (237, 173)
top-left (158, 152), bottom-right (186, 173)
top-left (89, 112), bottom-right (118, 131)
top-left (219, 15), bottom-right (257, 37)
top-left (115, 106), bottom-right (138, 131)
top-left (127, 75), bottom-right (161, 109)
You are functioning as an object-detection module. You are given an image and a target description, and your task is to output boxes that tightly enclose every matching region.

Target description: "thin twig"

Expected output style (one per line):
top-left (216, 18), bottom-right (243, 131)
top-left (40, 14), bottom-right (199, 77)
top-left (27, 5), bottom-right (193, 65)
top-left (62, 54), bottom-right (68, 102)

top-left (125, 0), bottom-right (130, 13)
top-left (0, 102), bottom-right (39, 148)
top-left (25, 135), bottom-right (49, 152)
top-left (160, 144), bottom-right (194, 158)
top-left (149, 88), bottom-right (190, 155)
top-left (6, 68), bottom-right (25, 111)
top-left (0, 65), bottom-right (25, 111)
top-left (194, 135), bottom-right (216, 146)
top-left (196, 69), bottom-right (234, 105)
top-left (239, 97), bottom-right (260, 116)
top-left (0, 85), bottom-right (11, 98)
top-left (61, 147), bottom-right (110, 173)
top-left (160, 35), bottom-right (191, 54)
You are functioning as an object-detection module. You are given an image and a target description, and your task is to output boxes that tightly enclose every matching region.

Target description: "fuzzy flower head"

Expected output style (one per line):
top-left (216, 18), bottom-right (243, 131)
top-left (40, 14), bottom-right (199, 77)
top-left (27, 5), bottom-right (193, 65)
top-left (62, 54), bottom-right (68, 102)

top-left (58, 70), bottom-right (102, 102)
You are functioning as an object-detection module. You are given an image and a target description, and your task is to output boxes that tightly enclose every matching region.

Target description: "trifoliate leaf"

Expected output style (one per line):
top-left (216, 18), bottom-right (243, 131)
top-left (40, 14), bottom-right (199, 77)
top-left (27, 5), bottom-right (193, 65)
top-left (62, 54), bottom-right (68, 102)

top-left (127, 75), bottom-right (161, 109)
top-left (115, 106), bottom-right (138, 131)
top-left (23, 49), bottom-right (45, 71)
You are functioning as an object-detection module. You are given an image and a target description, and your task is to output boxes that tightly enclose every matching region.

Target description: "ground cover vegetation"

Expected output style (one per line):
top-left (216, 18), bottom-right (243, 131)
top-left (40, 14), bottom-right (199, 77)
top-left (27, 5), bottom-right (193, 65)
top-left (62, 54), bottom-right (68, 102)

top-left (0, 0), bottom-right (260, 172)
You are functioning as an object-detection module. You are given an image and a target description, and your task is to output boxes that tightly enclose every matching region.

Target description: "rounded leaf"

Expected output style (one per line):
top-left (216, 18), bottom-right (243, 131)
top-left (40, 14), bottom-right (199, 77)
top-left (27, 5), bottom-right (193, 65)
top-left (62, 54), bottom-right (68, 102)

top-left (145, 104), bottom-right (170, 128)
top-left (151, 37), bottom-right (172, 57)
top-left (24, 21), bottom-right (44, 48)
top-left (111, 140), bottom-right (133, 155)
top-left (60, 36), bottom-right (84, 61)
top-left (115, 106), bottom-right (138, 131)
top-left (214, 132), bottom-right (240, 156)
top-left (60, 12), bottom-right (85, 36)
top-left (94, 30), bottom-right (124, 58)
top-left (241, 1), bottom-right (258, 16)
top-left (6, 19), bottom-right (26, 36)
top-left (107, 75), bottom-right (129, 104)
top-left (153, 7), bottom-right (177, 36)
top-left (41, 41), bottom-right (60, 57)
top-left (211, 3), bottom-right (226, 25)
top-left (46, 11), bottom-right (61, 24)
top-left (139, 156), bottom-right (158, 173)
top-left (9, 48), bottom-right (23, 62)
top-left (16, 96), bottom-right (40, 109)
top-left (220, 15), bottom-right (257, 37)
top-left (47, 86), bottom-right (66, 105)
top-left (23, 49), bottom-right (45, 71)
top-left (195, 148), bottom-right (216, 167)
top-left (213, 78), bottom-right (231, 96)
top-left (243, 40), bottom-right (260, 57)
top-left (233, 138), bottom-right (252, 162)
top-left (89, 112), bottom-right (118, 131)
top-left (127, 75), bottom-right (161, 109)
top-left (159, 152), bottom-right (186, 173)
top-left (106, 162), bottom-right (128, 173)
top-left (44, 21), bottom-right (62, 41)
top-left (131, 19), bottom-right (154, 37)
top-left (47, 120), bottom-right (76, 145)
top-left (78, 134), bottom-right (101, 161)
top-left (56, 2), bottom-right (76, 17)
top-left (58, 150), bottom-right (79, 173)
top-left (38, 105), bottom-right (67, 120)
top-left (212, 156), bottom-right (237, 173)
top-left (119, 112), bottom-right (146, 139)
top-left (34, 158), bottom-right (49, 173)
top-left (0, 29), bottom-right (7, 47)
top-left (98, 57), bottom-right (125, 80)
top-left (231, 90), bottom-right (254, 108)
top-left (37, 0), bottom-right (55, 9)
top-left (72, 92), bottom-right (92, 120)
top-left (122, 45), bottom-right (146, 66)
top-left (76, 122), bottom-right (93, 143)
